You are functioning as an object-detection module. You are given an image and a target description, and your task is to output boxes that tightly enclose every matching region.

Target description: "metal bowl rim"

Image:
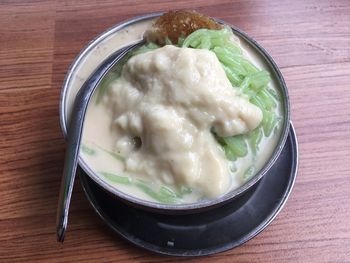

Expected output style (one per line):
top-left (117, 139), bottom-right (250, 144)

top-left (59, 12), bottom-right (291, 212)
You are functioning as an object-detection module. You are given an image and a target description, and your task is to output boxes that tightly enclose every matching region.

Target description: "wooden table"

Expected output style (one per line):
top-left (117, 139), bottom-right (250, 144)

top-left (1, 0), bottom-right (349, 262)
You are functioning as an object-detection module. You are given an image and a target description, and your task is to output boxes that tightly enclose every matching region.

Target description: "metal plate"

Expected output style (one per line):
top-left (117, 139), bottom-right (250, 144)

top-left (79, 123), bottom-right (298, 256)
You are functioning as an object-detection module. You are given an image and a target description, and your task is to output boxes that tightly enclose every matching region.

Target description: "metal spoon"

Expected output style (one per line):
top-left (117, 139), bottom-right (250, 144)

top-left (56, 41), bottom-right (143, 242)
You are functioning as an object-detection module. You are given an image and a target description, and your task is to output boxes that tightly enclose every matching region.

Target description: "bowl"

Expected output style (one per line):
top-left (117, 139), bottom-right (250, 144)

top-left (59, 12), bottom-right (290, 214)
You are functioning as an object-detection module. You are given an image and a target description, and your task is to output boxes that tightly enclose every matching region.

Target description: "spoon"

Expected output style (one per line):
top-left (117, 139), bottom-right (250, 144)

top-left (56, 41), bottom-right (143, 242)
top-left (56, 10), bottom-right (222, 242)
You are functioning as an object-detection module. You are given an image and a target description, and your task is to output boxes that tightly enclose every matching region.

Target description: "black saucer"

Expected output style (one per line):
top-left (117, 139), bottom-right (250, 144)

top-left (79, 123), bottom-right (298, 256)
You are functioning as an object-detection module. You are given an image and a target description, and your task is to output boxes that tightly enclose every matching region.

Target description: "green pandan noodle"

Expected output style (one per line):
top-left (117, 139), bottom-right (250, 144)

top-left (100, 171), bottom-right (180, 204)
top-left (177, 28), bottom-right (279, 161)
top-left (81, 144), bottom-right (96, 156)
top-left (82, 143), bottom-right (182, 204)
top-left (99, 171), bottom-right (132, 185)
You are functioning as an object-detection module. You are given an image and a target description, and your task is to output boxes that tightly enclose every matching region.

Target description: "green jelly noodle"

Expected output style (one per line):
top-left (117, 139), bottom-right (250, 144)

top-left (92, 27), bottom-right (280, 204)
top-left (99, 172), bottom-right (189, 204)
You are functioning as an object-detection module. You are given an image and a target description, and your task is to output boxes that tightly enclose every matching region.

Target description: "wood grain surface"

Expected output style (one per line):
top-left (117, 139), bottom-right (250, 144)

top-left (1, 0), bottom-right (350, 262)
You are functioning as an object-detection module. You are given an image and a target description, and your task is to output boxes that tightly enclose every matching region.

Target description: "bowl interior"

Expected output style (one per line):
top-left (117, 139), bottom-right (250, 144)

top-left (60, 13), bottom-right (290, 213)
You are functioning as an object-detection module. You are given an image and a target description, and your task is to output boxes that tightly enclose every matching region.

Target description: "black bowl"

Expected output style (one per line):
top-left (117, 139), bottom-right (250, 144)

top-left (60, 13), bottom-right (290, 214)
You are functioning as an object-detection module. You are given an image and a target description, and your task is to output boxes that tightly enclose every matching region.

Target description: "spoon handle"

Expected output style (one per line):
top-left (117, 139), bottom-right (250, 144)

top-left (56, 41), bottom-right (143, 242)
top-left (56, 91), bottom-right (86, 242)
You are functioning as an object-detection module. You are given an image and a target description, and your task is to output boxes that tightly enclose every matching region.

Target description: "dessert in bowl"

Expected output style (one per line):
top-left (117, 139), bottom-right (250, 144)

top-left (60, 11), bottom-right (290, 213)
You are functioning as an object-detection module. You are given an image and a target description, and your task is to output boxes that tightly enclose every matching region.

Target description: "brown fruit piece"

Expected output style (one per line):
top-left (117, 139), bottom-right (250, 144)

top-left (145, 10), bottom-right (222, 45)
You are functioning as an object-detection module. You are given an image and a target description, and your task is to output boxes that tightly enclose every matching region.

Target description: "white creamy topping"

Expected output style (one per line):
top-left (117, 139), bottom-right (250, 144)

top-left (105, 45), bottom-right (262, 198)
